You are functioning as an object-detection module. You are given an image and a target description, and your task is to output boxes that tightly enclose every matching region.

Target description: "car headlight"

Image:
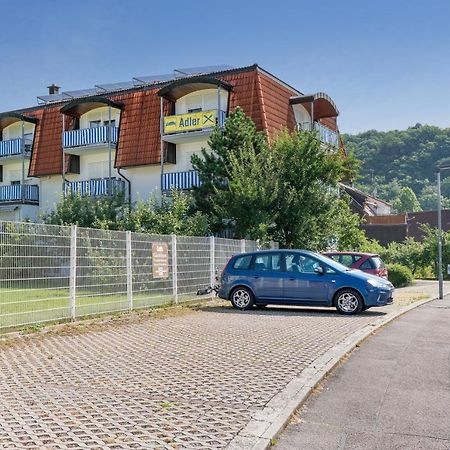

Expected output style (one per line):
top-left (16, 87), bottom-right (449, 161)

top-left (367, 278), bottom-right (389, 289)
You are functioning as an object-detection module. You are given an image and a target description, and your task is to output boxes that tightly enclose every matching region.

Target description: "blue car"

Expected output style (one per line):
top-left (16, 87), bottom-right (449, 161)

top-left (218, 250), bottom-right (394, 315)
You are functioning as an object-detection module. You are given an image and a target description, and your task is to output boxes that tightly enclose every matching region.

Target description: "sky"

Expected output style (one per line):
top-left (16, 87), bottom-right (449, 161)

top-left (0, 0), bottom-right (449, 134)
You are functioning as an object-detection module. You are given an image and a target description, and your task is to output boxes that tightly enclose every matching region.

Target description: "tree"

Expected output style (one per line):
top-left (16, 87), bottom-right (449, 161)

top-left (41, 192), bottom-right (126, 229)
top-left (392, 187), bottom-right (422, 213)
top-left (269, 131), bottom-right (363, 249)
top-left (121, 191), bottom-right (210, 236)
top-left (42, 191), bottom-right (210, 237)
top-left (191, 107), bottom-right (267, 232)
top-left (210, 136), bottom-right (279, 242)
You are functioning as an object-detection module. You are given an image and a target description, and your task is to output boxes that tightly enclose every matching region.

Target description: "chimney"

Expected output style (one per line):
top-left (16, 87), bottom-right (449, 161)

top-left (47, 84), bottom-right (60, 95)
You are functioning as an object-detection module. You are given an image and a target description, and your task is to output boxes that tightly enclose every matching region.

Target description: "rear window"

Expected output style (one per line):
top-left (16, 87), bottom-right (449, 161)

top-left (233, 255), bottom-right (253, 270)
top-left (370, 257), bottom-right (385, 269)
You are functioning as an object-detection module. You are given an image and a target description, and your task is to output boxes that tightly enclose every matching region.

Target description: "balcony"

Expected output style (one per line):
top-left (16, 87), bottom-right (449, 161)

top-left (298, 122), bottom-right (339, 149)
top-left (162, 110), bottom-right (226, 144)
top-left (0, 138), bottom-right (32, 159)
top-left (63, 126), bottom-right (118, 150)
top-left (64, 178), bottom-right (125, 197)
top-left (0, 184), bottom-right (39, 203)
top-left (162, 171), bottom-right (202, 192)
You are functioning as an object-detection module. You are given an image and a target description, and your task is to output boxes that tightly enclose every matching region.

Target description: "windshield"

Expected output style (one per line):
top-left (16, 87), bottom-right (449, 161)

top-left (311, 252), bottom-right (351, 272)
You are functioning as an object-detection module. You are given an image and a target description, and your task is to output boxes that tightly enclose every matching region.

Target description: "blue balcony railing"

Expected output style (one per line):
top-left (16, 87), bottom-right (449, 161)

top-left (63, 126), bottom-right (119, 148)
top-left (64, 178), bottom-right (125, 197)
top-left (162, 171), bottom-right (202, 191)
top-left (0, 138), bottom-right (32, 158)
top-left (0, 184), bottom-right (39, 203)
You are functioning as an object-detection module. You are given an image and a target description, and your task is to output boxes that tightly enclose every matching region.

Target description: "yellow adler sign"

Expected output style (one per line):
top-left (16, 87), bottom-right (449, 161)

top-left (163, 110), bottom-right (218, 134)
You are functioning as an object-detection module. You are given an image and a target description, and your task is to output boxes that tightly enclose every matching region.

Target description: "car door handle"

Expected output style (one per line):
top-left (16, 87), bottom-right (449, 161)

top-left (289, 277), bottom-right (295, 281)
top-left (253, 275), bottom-right (260, 279)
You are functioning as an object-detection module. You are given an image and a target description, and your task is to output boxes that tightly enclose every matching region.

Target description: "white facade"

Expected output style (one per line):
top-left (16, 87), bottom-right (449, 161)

top-left (1, 87), bottom-right (227, 221)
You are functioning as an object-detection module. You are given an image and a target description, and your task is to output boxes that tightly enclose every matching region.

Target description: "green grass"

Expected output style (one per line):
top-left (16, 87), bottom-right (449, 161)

top-left (0, 287), bottom-right (194, 332)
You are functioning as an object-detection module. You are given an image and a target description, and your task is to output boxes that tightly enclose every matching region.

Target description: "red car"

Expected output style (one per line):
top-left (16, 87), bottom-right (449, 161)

top-left (323, 252), bottom-right (388, 279)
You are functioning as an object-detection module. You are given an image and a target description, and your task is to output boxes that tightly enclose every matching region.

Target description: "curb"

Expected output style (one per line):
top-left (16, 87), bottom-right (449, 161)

top-left (226, 295), bottom-right (439, 450)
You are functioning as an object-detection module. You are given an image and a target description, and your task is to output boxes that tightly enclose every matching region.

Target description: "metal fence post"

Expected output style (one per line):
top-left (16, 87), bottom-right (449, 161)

top-left (241, 239), bottom-right (246, 253)
top-left (210, 235), bottom-right (215, 289)
top-left (126, 231), bottom-right (133, 310)
top-left (69, 225), bottom-right (77, 320)
top-left (171, 234), bottom-right (178, 304)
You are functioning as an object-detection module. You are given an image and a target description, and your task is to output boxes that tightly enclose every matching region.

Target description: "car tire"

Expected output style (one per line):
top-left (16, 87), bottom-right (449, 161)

top-left (335, 289), bottom-right (364, 315)
top-left (230, 287), bottom-right (254, 310)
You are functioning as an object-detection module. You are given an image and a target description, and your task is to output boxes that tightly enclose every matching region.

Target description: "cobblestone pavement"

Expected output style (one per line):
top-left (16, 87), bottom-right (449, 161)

top-left (0, 281), bottom-right (446, 449)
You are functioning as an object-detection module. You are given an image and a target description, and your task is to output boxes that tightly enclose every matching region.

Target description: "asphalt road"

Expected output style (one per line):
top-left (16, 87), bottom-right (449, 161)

top-left (275, 295), bottom-right (450, 450)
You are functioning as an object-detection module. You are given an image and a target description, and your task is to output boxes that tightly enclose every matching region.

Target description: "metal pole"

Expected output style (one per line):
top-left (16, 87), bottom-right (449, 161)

top-left (160, 97), bottom-right (164, 201)
top-left (62, 114), bottom-right (66, 197)
top-left (126, 230), bottom-right (133, 310)
top-left (171, 234), bottom-right (178, 304)
top-left (437, 170), bottom-right (444, 299)
top-left (21, 121), bottom-right (25, 204)
top-left (311, 101), bottom-right (314, 132)
top-left (108, 105), bottom-right (112, 196)
top-left (210, 235), bottom-right (215, 290)
top-left (217, 85), bottom-right (221, 127)
top-left (69, 224), bottom-right (77, 320)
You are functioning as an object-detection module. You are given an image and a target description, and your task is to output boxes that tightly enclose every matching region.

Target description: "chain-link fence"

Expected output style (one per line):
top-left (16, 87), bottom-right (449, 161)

top-left (0, 221), bottom-right (276, 331)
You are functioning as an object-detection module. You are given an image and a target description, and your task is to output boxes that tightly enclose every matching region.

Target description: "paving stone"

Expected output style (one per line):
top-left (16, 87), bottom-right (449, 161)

top-left (0, 281), bottom-right (444, 449)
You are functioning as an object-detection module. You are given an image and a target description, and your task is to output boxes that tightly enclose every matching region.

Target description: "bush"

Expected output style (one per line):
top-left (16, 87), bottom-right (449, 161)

top-left (387, 263), bottom-right (413, 288)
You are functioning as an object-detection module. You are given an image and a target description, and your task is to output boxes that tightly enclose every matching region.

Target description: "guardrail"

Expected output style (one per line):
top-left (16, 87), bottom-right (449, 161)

top-left (162, 171), bottom-right (202, 191)
top-left (0, 184), bottom-right (39, 203)
top-left (63, 126), bottom-right (119, 148)
top-left (64, 178), bottom-right (125, 197)
top-left (0, 138), bottom-right (32, 157)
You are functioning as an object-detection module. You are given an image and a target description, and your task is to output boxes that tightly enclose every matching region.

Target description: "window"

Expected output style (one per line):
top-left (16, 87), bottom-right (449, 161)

top-left (370, 257), bottom-right (384, 269)
top-left (286, 253), bottom-right (321, 274)
top-left (0, 166), bottom-right (2, 182)
top-left (11, 180), bottom-right (20, 186)
top-left (360, 259), bottom-right (374, 270)
top-left (340, 254), bottom-right (354, 267)
top-left (233, 255), bottom-right (252, 270)
top-left (103, 120), bottom-right (116, 128)
top-left (254, 253), bottom-right (281, 272)
top-left (89, 120), bottom-right (101, 128)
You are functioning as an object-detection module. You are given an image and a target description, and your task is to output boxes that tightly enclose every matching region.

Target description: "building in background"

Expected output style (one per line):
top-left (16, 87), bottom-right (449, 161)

top-left (0, 64), bottom-right (343, 221)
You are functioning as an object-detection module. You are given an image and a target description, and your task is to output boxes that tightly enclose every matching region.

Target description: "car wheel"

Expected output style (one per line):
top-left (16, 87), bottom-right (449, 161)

top-left (335, 289), bottom-right (363, 315)
top-left (230, 287), bottom-right (254, 310)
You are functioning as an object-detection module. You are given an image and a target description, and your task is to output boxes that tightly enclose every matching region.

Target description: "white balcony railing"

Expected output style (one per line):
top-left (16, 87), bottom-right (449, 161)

top-left (0, 138), bottom-right (32, 158)
top-left (0, 184), bottom-right (39, 203)
top-left (297, 122), bottom-right (339, 148)
top-left (162, 171), bottom-right (202, 191)
top-left (64, 178), bottom-right (125, 197)
top-left (63, 126), bottom-right (118, 148)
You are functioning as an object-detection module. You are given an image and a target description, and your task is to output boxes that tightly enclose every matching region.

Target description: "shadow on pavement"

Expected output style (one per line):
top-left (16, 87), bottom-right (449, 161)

top-left (198, 304), bottom-right (386, 318)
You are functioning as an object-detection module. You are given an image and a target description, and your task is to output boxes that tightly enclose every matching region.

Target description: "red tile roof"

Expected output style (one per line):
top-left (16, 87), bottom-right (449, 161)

top-left (27, 65), bottom-right (339, 175)
top-left (29, 107), bottom-right (63, 177)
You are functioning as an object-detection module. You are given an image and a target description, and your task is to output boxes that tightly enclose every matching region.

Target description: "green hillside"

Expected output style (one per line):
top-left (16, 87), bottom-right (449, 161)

top-left (343, 124), bottom-right (450, 212)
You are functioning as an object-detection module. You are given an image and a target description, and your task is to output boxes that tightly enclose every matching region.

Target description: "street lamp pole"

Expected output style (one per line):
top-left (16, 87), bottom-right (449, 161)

top-left (436, 164), bottom-right (450, 299)
top-left (437, 169), bottom-right (443, 299)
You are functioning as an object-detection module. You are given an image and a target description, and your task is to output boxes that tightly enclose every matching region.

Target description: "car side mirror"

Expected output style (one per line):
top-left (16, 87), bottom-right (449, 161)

top-left (314, 266), bottom-right (324, 275)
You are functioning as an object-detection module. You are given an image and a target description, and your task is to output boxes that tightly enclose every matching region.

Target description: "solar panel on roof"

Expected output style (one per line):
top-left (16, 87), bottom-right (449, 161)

top-left (95, 81), bottom-right (135, 92)
top-left (132, 73), bottom-right (176, 85)
top-left (62, 88), bottom-right (98, 98)
top-left (174, 65), bottom-right (234, 75)
top-left (36, 93), bottom-right (71, 104)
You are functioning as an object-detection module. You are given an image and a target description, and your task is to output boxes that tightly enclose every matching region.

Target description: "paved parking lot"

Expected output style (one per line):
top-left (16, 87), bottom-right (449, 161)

top-left (0, 281), bottom-right (445, 449)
